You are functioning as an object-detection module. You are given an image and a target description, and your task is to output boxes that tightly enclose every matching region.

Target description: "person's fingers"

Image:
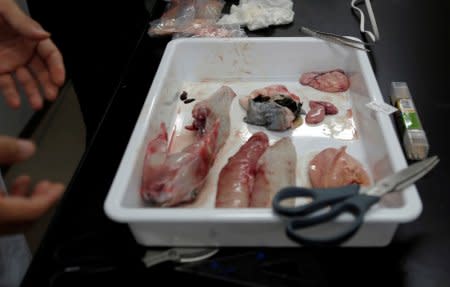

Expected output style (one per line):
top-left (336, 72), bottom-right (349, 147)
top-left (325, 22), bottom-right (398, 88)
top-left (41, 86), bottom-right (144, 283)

top-left (37, 39), bottom-right (65, 86)
top-left (28, 55), bottom-right (58, 101)
top-left (15, 66), bottom-right (43, 110)
top-left (0, 0), bottom-right (49, 40)
top-left (33, 181), bottom-right (64, 196)
top-left (32, 180), bottom-right (51, 196)
top-left (0, 74), bottom-right (20, 109)
top-left (0, 136), bottom-right (35, 164)
top-left (0, 181), bottom-right (64, 223)
top-left (10, 175), bottom-right (31, 197)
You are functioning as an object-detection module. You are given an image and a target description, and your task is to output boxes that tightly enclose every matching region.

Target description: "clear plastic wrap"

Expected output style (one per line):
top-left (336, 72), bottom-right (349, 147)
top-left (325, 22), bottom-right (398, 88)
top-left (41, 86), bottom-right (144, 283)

top-left (194, 0), bottom-right (224, 20)
top-left (148, 0), bottom-right (196, 36)
top-left (174, 22), bottom-right (247, 38)
top-left (148, 0), bottom-right (227, 37)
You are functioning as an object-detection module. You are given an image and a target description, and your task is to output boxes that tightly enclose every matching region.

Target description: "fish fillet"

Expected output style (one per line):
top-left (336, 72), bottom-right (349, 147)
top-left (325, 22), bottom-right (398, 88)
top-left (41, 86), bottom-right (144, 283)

top-left (250, 137), bottom-right (297, 208)
top-left (308, 146), bottom-right (370, 188)
top-left (215, 132), bottom-right (269, 208)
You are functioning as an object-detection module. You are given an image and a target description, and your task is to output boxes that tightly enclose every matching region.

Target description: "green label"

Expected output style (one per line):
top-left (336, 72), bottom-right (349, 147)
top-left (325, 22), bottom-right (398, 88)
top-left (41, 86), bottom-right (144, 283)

top-left (402, 112), bottom-right (422, 130)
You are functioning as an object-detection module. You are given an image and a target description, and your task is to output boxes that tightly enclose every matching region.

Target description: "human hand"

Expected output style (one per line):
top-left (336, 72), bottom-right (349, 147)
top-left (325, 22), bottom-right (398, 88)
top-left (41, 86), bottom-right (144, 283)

top-left (0, 136), bottom-right (65, 235)
top-left (0, 0), bottom-right (65, 110)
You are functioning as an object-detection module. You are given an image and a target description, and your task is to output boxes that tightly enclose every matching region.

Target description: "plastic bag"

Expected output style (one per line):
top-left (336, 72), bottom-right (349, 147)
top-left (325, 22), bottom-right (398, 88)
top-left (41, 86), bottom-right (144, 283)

top-left (174, 22), bottom-right (246, 38)
top-left (148, 0), bottom-right (226, 37)
top-left (194, 0), bottom-right (224, 20)
top-left (148, 0), bottom-right (196, 36)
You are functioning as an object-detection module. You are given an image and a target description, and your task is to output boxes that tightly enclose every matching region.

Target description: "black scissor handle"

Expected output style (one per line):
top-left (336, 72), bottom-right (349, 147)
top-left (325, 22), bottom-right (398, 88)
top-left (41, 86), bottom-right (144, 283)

top-left (272, 185), bottom-right (361, 217)
top-left (285, 194), bottom-right (380, 246)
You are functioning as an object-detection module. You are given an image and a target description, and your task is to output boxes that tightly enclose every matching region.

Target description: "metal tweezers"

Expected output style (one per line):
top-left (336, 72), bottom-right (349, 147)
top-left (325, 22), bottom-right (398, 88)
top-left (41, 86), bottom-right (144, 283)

top-left (300, 27), bottom-right (372, 52)
top-left (301, 0), bottom-right (380, 52)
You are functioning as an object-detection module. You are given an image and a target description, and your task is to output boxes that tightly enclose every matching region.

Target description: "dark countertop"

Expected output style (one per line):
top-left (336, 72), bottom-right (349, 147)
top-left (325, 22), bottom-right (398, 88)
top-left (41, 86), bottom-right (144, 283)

top-left (22, 1), bottom-right (450, 286)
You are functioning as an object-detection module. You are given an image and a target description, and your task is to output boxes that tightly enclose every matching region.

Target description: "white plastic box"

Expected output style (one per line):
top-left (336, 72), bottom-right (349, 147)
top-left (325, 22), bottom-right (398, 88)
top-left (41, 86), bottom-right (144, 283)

top-left (104, 38), bottom-right (422, 247)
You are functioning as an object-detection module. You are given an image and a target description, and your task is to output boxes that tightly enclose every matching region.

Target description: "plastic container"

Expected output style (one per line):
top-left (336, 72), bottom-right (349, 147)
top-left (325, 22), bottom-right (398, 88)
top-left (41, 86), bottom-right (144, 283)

top-left (104, 38), bottom-right (422, 247)
top-left (390, 82), bottom-right (429, 161)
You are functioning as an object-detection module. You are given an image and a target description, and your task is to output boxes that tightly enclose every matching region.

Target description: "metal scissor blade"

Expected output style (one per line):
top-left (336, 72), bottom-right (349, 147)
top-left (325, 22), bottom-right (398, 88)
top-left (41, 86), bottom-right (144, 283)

top-left (367, 156), bottom-right (439, 197)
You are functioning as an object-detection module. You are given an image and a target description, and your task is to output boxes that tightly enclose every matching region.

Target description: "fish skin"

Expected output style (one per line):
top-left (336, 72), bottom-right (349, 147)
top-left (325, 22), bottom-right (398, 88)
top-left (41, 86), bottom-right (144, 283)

top-left (141, 123), bottom-right (169, 202)
top-left (244, 100), bottom-right (295, 131)
top-left (141, 121), bottom-right (220, 206)
top-left (186, 85), bottom-right (236, 152)
top-left (141, 86), bottom-right (236, 206)
top-left (240, 85), bottom-right (301, 131)
top-left (239, 84), bottom-right (301, 111)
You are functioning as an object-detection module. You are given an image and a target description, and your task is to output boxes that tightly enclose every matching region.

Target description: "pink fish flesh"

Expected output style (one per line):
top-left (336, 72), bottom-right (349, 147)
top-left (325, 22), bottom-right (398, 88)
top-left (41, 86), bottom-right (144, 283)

top-left (308, 146), bottom-right (370, 188)
top-left (300, 69), bottom-right (350, 93)
top-left (141, 121), bottom-right (220, 206)
top-left (141, 86), bottom-right (236, 206)
top-left (309, 100), bottom-right (338, 115)
top-left (215, 132), bottom-right (269, 208)
top-left (306, 100), bottom-right (338, 124)
top-left (250, 137), bottom-right (297, 207)
top-left (305, 105), bottom-right (325, 124)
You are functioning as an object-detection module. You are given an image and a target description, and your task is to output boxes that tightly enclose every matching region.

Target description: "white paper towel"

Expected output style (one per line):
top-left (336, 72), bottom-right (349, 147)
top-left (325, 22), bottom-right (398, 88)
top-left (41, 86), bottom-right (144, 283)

top-left (218, 0), bottom-right (294, 31)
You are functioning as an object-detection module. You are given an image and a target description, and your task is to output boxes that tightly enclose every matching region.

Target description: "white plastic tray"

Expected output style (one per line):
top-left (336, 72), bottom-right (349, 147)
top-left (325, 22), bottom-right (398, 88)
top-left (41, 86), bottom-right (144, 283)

top-left (104, 38), bottom-right (422, 246)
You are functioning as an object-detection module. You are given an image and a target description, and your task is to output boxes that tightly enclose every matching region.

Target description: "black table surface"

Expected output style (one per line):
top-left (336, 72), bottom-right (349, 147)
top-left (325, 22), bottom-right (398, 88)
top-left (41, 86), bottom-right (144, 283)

top-left (22, 1), bottom-right (450, 286)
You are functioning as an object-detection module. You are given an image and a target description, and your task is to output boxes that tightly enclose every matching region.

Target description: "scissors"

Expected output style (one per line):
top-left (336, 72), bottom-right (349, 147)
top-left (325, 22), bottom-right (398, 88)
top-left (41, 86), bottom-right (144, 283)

top-left (272, 156), bottom-right (439, 246)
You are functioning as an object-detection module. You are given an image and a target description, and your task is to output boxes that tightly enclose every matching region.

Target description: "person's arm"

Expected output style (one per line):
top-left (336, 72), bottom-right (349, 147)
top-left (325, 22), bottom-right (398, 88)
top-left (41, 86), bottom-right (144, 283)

top-left (0, 0), bottom-right (65, 110)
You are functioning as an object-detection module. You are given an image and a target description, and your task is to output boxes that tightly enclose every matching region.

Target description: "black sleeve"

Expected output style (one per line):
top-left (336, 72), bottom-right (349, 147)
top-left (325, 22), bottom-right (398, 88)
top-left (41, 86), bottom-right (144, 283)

top-left (27, 1), bottom-right (151, 141)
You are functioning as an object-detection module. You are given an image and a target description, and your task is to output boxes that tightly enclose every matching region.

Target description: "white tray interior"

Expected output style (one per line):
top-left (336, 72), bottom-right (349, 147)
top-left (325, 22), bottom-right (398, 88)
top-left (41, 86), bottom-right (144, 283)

top-left (104, 38), bottom-right (422, 224)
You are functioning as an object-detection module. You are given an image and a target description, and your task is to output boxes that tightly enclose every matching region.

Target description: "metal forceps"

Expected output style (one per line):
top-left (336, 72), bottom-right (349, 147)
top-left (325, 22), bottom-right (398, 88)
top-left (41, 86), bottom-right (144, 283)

top-left (272, 156), bottom-right (439, 246)
top-left (300, 27), bottom-right (373, 52)
top-left (301, 0), bottom-right (379, 52)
